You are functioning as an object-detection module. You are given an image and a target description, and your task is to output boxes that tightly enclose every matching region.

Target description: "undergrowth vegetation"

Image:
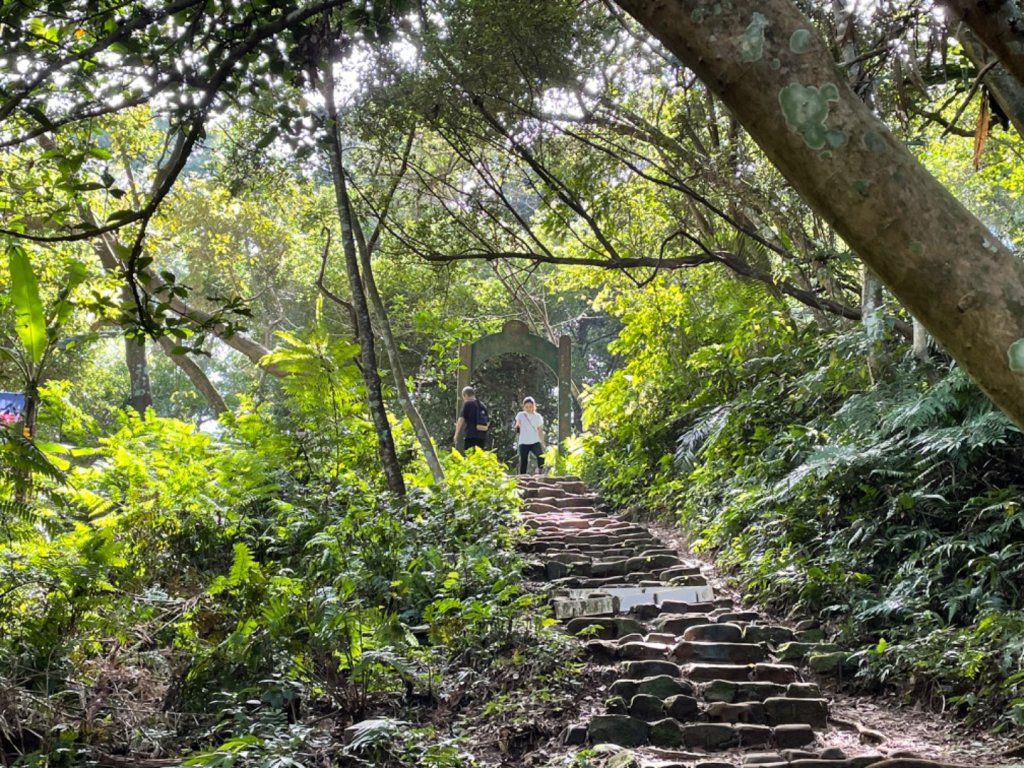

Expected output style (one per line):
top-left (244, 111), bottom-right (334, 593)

top-left (575, 271), bottom-right (1024, 731)
top-left (0, 397), bottom-right (579, 767)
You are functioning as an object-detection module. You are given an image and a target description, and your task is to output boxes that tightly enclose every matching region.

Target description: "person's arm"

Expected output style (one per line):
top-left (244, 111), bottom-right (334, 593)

top-left (538, 415), bottom-right (546, 449)
top-left (453, 416), bottom-right (465, 444)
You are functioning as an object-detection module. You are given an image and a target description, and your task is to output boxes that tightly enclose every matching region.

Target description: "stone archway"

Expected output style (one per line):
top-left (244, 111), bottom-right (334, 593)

top-left (457, 320), bottom-right (574, 448)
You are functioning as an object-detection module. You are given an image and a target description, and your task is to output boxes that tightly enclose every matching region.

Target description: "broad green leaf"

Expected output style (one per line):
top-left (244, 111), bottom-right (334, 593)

top-left (8, 245), bottom-right (47, 365)
top-left (51, 260), bottom-right (89, 329)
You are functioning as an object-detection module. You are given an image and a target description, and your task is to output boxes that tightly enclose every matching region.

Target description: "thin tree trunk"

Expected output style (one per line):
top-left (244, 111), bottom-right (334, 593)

top-left (913, 319), bottom-right (931, 363)
top-left (861, 266), bottom-right (885, 383)
top-left (125, 334), bottom-right (154, 416)
top-left (347, 162), bottom-right (446, 483)
top-left (615, 0), bottom-right (1024, 430)
top-left (321, 64), bottom-right (406, 496)
top-left (157, 336), bottom-right (229, 417)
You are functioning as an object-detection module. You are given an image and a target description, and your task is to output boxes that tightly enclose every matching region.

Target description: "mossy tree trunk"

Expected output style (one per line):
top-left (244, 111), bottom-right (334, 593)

top-left (615, 0), bottom-right (1024, 429)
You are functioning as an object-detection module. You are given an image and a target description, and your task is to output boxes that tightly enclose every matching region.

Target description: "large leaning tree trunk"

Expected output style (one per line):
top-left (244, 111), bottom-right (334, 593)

top-left (614, 0), bottom-right (1024, 430)
top-left (157, 336), bottom-right (229, 417)
top-left (956, 26), bottom-right (1024, 141)
top-left (942, 1), bottom-right (1024, 92)
top-left (320, 60), bottom-right (406, 496)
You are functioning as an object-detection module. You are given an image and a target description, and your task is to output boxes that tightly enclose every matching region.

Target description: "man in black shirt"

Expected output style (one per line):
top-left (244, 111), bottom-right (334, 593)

top-left (454, 386), bottom-right (487, 451)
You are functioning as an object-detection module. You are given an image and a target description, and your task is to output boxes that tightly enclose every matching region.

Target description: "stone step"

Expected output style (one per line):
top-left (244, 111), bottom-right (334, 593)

top-left (516, 478), bottom-right (860, 764)
top-left (672, 641), bottom-right (769, 665)
top-left (587, 716), bottom-right (817, 751)
top-left (679, 663), bottom-right (800, 683)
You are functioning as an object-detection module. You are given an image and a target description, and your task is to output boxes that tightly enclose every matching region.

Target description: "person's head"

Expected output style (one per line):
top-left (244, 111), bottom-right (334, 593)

top-left (523, 396), bottom-right (536, 412)
top-left (462, 386), bottom-right (476, 401)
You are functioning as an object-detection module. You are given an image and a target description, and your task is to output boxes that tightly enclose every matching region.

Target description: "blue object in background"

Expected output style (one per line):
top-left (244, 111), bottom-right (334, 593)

top-left (0, 392), bottom-right (25, 423)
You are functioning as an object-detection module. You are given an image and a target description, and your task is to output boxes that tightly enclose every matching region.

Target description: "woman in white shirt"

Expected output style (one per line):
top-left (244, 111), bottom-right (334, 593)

top-left (514, 396), bottom-right (546, 474)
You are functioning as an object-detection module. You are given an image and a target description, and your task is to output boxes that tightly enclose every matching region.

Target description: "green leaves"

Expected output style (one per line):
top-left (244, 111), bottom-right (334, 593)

top-left (7, 244), bottom-right (47, 365)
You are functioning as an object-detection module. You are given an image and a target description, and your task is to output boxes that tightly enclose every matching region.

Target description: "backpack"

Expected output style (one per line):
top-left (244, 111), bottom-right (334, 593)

top-left (476, 400), bottom-right (490, 431)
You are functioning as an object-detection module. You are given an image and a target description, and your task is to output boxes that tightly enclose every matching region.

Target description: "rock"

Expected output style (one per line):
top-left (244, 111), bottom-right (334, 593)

top-left (566, 617), bottom-right (615, 639)
top-left (779, 750), bottom-right (819, 760)
top-left (629, 693), bottom-right (666, 721)
top-left (743, 626), bottom-right (797, 645)
top-left (552, 593), bottom-right (615, 619)
top-left (789, 761), bottom-right (854, 768)
top-left (663, 600), bottom-right (716, 613)
top-left (683, 623), bottom-right (745, 643)
top-left (607, 695), bottom-right (628, 714)
top-left (638, 548), bottom-right (680, 558)
top-left (589, 715), bottom-right (650, 747)
top-left (592, 559), bottom-right (630, 578)
top-left (775, 642), bottom-right (828, 662)
top-left (794, 620), bottom-right (820, 631)
top-left (771, 723), bottom-right (816, 748)
top-left (705, 681), bottom-right (787, 702)
top-left (559, 724), bottom-right (588, 745)
top-left (669, 574), bottom-right (710, 587)
top-left (763, 697), bottom-right (828, 728)
top-left (796, 628), bottom-right (826, 643)
top-left (523, 561), bottom-right (547, 579)
top-left (610, 680), bottom-right (640, 701)
top-left (786, 682), bottom-right (822, 699)
top-left (702, 679), bottom-right (741, 702)
top-left (743, 752), bottom-right (786, 764)
top-left (821, 747), bottom-right (847, 760)
top-left (647, 632), bottom-right (679, 644)
top-left (619, 641), bottom-right (672, 661)
top-left (682, 663), bottom-right (754, 682)
top-left (636, 675), bottom-right (695, 699)
top-left (805, 651), bottom-right (850, 673)
top-left (733, 724), bottom-right (770, 749)
top-left (847, 755), bottom-right (885, 768)
top-left (716, 611), bottom-right (762, 622)
top-left (626, 554), bottom-right (682, 571)
top-left (648, 718), bottom-right (687, 749)
top-left (607, 752), bottom-right (641, 768)
top-left (714, 597), bottom-right (736, 609)
top-left (695, 763), bottom-right (737, 768)
top-left (664, 694), bottom-right (700, 721)
top-left (591, 742), bottom-right (628, 756)
top-left (706, 701), bottom-right (767, 724)
top-left (632, 603), bottom-right (664, 621)
top-left (619, 633), bottom-right (646, 644)
top-left (751, 663), bottom-right (799, 683)
top-left (683, 723), bottom-right (740, 750)
top-left (661, 565), bottom-right (703, 579)
top-left (740, 683), bottom-right (788, 702)
top-left (672, 641), bottom-right (766, 665)
top-left (622, 660), bottom-right (682, 679)
top-left (655, 614), bottom-right (714, 634)
top-left (585, 639), bottom-right (619, 663)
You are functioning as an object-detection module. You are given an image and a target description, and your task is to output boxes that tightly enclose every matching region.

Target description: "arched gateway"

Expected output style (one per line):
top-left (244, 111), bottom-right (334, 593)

top-left (457, 320), bottom-right (573, 448)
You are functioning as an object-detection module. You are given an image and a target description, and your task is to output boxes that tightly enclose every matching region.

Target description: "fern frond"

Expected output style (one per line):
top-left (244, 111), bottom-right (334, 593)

top-left (673, 404), bottom-right (730, 472)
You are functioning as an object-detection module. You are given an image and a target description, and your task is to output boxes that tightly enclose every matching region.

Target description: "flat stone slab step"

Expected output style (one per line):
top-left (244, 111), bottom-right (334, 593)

top-left (587, 716), bottom-right (817, 750)
top-left (560, 584), bottom-right (716, 611)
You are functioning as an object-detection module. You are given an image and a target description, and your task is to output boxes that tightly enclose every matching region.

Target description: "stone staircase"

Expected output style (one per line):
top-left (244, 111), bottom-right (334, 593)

top-left (519, 475), bottom-right (887, 768)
